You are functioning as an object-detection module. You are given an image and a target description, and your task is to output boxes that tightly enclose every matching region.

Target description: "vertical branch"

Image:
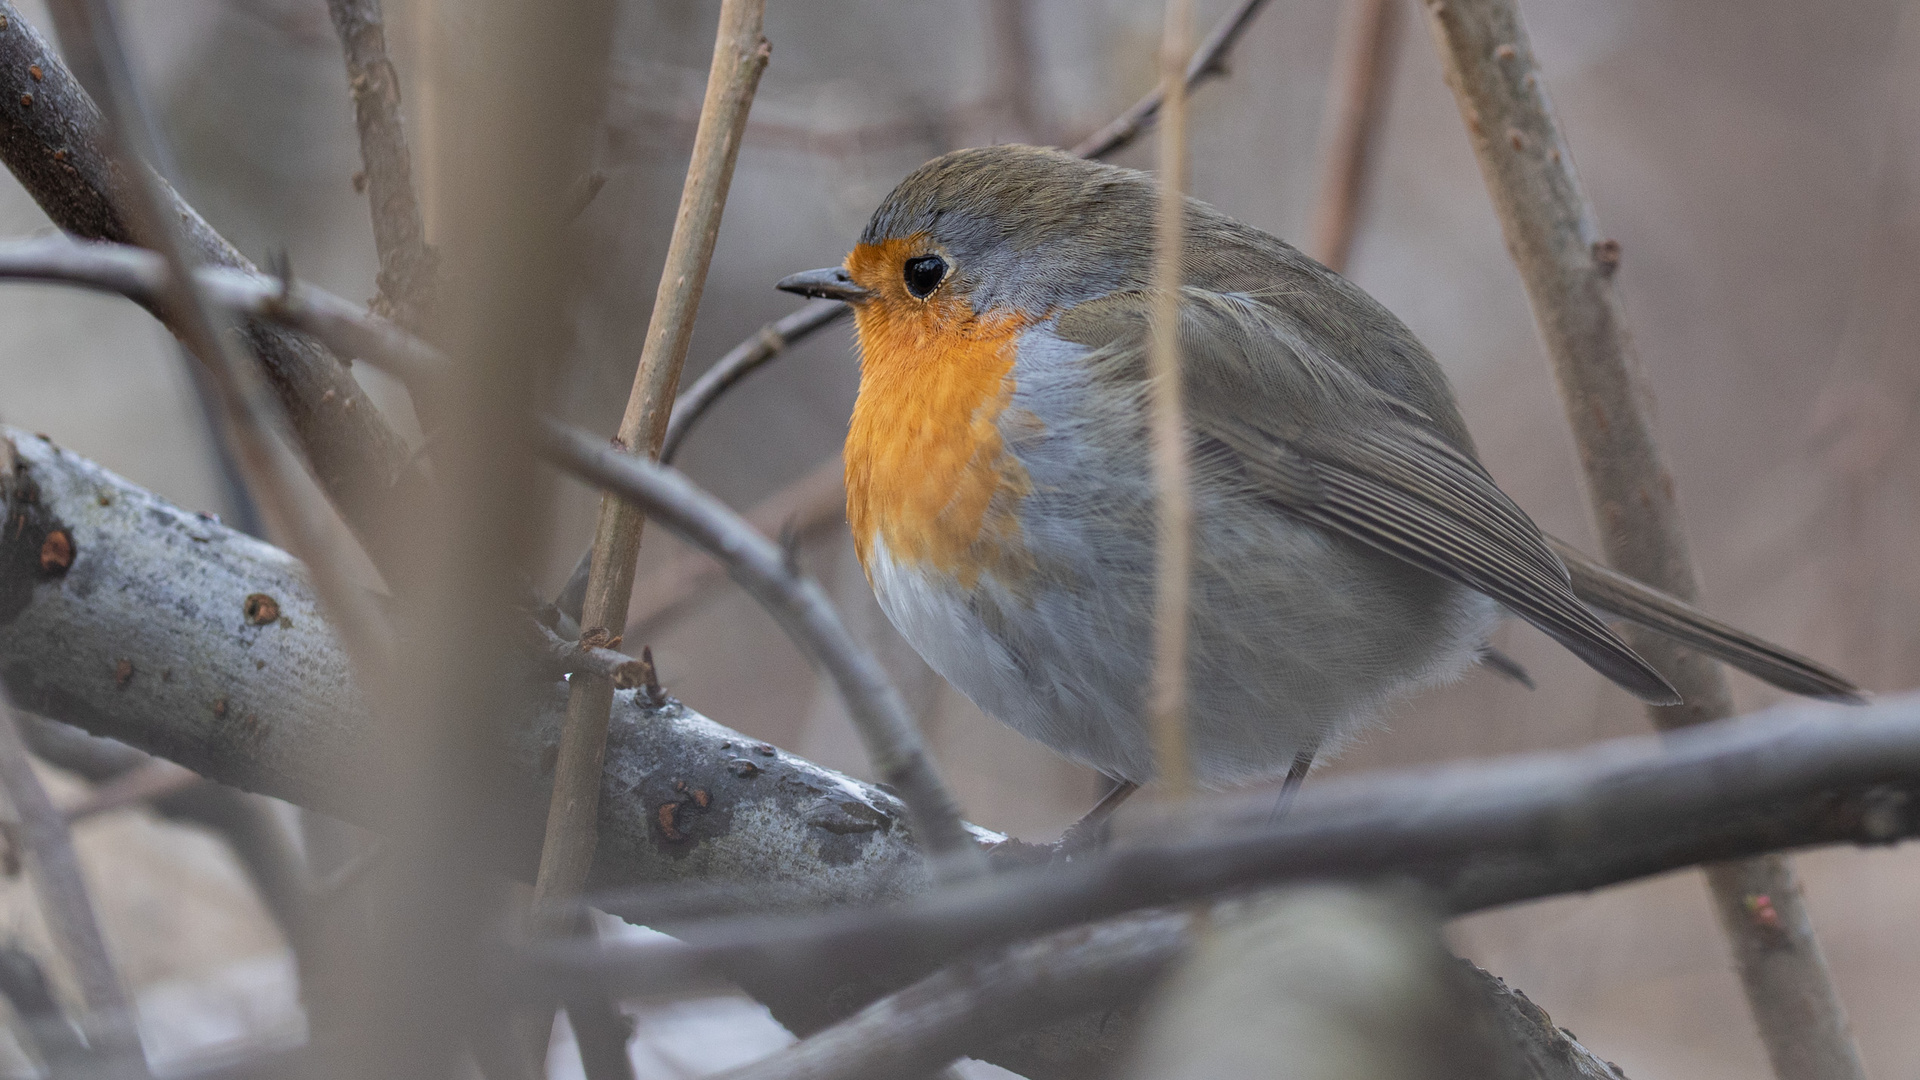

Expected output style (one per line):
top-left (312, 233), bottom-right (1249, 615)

top-left (1418, 4), bottom-right (1866, 1079)
top-left (1306, 0), bottom-right (1401, 273)
top-left (0, 687), bottom-right (141, 1065)
top-left (536, 0), bottom-right (771, 916)
top-left (1148, 0), bottom-right (1195, 799)
top-left (326, 0), bottom-right (435, 326)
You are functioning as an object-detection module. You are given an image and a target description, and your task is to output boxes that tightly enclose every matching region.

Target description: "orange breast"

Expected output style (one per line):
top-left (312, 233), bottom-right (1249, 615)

top-left (843, 238), bottom-right (1037, 588)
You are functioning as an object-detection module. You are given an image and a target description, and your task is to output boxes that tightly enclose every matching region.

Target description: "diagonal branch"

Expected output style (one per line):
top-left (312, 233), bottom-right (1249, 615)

top-left (1421, 3), bottom-right (1865, 1078)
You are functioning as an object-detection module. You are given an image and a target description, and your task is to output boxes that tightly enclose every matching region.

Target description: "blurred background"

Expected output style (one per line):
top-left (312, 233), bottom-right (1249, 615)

top-left (0, 0), bottom-right (1915, 1076)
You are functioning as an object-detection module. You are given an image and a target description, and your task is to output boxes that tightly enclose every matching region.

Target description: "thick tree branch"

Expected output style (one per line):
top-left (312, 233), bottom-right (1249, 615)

top-left (0, 1), bottom-right (429, 577)
top-left (544, 693), bottom-right (1920, 1005)
top-left (1421, 4), bottom-right (1863, 1077)
top-left (0, 426), bottom-right (934, 909)
top-left (325, 0), bottom-right (434, 327)
top-left (546, 0), bottom-right (776, 916)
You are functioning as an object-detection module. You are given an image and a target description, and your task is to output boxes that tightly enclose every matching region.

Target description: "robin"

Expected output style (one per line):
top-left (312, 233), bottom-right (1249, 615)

top-left (777, 145), bottom-right (1858, 800)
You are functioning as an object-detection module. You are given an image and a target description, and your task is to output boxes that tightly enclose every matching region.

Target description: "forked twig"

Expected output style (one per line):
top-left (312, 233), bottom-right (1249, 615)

top-left (1421, 3), bottom-right (1865, 1077)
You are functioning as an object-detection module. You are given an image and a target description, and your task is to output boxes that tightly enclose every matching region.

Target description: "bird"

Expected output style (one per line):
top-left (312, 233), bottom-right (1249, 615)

top-left (776, 144), bottom-right (1860, 799)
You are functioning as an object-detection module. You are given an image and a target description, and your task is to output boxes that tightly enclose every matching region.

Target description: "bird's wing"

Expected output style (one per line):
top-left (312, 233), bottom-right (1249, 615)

top-left (1055, 288), bottom-right (1682, 705)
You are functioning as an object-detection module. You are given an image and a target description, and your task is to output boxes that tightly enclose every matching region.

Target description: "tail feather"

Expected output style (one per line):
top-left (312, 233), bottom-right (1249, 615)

top-left (1548, 538), bottom-right (1865, 704)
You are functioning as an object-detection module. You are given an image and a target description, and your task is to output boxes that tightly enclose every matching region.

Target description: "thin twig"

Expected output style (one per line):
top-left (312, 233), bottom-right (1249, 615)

top-left (539, 0), bottom-right (774, 919)
top-left (625, 455), bottom-right (847, 639)
top-left (0, 685), bottom-right (143, 1065)
top-left (1306, 0), bottom-right (1401, 272)
top-left (540, 421), bottom-right (985, 875)
top-left (61, 757), bottom-right (201, 822)
top-left (715, 910), bottom-right (1191, 1080)
top-left (532, 693), bottom-right (1920, 1003)
top-left (1420, 4), bottom-right (1865, 1078)
top-left (40, 0), bottom-right (399, 691)
top-left (0, 1), bottom-right (432, 576)
top-left (1070, 0), bottom-right (1271, 159)
top-left (1147, 0), bottom-right (1195, 797)
top-left (326, 0), bottom-right (434, 326)
top-left (659, 301), bottom-right (848, 464)
top-left (0, 236), bottom-right (449, 387)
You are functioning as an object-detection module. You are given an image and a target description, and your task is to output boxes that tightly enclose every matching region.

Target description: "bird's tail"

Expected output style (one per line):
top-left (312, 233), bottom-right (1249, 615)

top-left (1548, 538), bottom-right (1865, 704)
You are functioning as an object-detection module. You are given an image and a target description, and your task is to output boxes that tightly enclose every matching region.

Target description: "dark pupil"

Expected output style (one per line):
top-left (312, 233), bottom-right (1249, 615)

top-left (903, 255), bottom-right (947, 298)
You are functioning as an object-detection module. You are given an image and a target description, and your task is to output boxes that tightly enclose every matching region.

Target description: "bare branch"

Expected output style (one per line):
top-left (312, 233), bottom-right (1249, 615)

top-left (0, 1), bottom-right (431, 575)
top-left (326, 0), bottom-right (434, 327)
top-left (543, 0), bottom-right (775, 918)
top-left (1421, 3), bottom-right (1865, 1077)
top-left (2, 426), bottom-right (1904, 1080)
top-left (716, 909), bottom-right (1190, 1080)
top-left (659, 300), bottom-right (849, 465)
top-left (0, 685), bottom-right (142, 1066)
top-left (541, 421), bottom-right (984, 874)
top-left (0, 236), bottom-right (448, 392)
top-left (1070, 0), bottom-right (1272, 159)
top-left (0, 427), bottom-right (935, 911)
top-left (626, 455), bottom-right (846, 640)
top-left (1306, 0), bottom-right (1401, 272)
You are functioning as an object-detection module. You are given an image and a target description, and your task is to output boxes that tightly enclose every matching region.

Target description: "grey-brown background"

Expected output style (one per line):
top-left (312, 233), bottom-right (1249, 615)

top-left (0, 0), bottom-right (1915, 1076)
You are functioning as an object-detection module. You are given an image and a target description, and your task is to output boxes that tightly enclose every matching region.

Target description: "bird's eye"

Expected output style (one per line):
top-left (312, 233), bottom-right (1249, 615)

top-left (903, 255), bottom-right (947, 299)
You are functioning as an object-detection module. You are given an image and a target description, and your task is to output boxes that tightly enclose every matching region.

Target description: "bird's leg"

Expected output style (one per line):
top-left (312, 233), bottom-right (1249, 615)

top-left (1050, 775), bottom-right (1141, 860)
top-left (1265, 748), bottom-right (1317, 825)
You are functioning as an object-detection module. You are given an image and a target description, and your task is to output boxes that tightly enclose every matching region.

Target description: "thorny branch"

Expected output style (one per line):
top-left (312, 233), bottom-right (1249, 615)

top-left (1422, 3), bottom-right (1865, 1077)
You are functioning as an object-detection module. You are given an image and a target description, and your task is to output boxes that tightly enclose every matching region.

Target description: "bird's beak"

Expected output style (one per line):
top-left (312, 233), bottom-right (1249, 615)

top-left (776, 266), bottom-right (872, 303)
